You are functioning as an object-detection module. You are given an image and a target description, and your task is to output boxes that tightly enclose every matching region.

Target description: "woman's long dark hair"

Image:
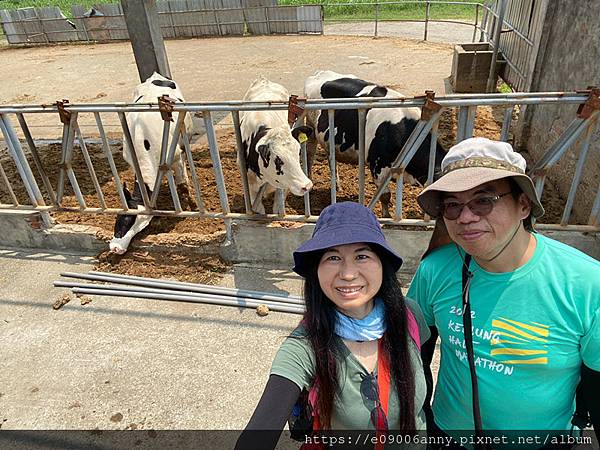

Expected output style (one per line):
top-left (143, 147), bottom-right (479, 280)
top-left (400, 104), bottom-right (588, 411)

top-left (301, 247), bottom-right (416, 430)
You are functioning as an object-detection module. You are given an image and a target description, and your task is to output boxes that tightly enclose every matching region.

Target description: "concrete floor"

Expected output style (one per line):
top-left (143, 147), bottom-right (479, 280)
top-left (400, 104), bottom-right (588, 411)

top-left (0, 246), bottom-right (440, 439)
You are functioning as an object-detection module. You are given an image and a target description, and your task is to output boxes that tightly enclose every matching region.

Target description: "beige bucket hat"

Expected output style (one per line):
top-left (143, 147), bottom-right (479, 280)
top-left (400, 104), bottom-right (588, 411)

top-left (418, 137), bottom-right (544, 219)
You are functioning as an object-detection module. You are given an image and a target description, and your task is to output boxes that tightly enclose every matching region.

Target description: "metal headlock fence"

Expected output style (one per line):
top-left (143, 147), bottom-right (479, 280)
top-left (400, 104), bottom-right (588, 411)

top-left (0, 89), bottom-right (599, 241)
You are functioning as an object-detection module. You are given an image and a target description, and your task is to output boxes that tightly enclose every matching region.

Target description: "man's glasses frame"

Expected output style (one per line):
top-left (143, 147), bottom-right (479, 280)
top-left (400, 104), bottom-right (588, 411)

top-left (439, 191), bottom-right (513, 220)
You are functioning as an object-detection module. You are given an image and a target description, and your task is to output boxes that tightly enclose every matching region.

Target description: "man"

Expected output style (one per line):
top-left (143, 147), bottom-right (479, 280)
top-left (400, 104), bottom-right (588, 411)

top-left (407, 137), bottom-right (599, 448)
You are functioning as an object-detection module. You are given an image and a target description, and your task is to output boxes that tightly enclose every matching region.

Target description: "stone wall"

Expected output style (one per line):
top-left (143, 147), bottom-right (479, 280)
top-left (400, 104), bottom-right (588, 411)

top-left (517, 0), bottom-right (600, 224)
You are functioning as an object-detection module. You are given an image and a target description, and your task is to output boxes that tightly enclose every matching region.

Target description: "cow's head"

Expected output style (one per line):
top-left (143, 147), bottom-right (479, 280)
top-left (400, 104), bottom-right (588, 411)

top-left (254, 126), bottom-right (314, 196)
top-left (109, 183), bottom-right (153, 255)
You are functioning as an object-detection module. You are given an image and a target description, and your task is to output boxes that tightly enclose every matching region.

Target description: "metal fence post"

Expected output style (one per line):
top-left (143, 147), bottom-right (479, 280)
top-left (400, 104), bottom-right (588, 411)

top-left (486, 0), bottom-right (507, 93)
top-left (472, 3), bottom-right (479, 42)
top-left (0, 114), bottom-right (45, 207)
top-left (424, 1), bottom-right (430, 41)
top-left (374, 1), bottom-right (379, 38)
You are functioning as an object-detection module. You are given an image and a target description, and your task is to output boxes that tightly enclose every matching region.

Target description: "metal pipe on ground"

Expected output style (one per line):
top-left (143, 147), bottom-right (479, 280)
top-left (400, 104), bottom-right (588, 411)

top-left (70, 287), bottom-right (305, 315)
top-left (54, 280), bottom-right (305, 307)
top-left (60, 271), bottom-right (304, 305)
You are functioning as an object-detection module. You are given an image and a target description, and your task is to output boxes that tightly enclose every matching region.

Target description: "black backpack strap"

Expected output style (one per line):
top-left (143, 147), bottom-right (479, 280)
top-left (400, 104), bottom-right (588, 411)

top-left (571, 367), bottom-right (592, 431)
top-left (461, 254), bottom-right (488, 450)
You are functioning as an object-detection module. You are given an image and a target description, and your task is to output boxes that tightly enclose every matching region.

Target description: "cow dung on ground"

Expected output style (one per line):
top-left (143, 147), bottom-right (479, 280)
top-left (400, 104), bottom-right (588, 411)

top-left (0, 106), bottom-right (568, 283)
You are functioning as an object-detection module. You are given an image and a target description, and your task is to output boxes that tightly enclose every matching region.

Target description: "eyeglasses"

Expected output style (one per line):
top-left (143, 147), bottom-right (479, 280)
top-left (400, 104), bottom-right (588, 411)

top-left (440, 192), bottom-right (512, 220)
top-left (360, 374), bottom-right (388, 431)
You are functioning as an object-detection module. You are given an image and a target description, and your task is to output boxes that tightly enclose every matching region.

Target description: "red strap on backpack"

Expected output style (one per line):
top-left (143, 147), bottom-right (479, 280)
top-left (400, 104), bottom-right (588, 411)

top-left (376, 338), bottom-right (391, 450)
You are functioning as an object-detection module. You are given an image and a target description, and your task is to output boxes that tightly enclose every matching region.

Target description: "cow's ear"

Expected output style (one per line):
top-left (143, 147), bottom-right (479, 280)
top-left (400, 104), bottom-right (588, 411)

top-left (292, 126), bottom-right (314, 143)
top-left (257, 144), bottom-right (271, 167)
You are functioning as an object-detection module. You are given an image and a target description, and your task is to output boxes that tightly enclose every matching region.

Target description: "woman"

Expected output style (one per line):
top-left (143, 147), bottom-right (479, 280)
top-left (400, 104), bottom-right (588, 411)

top-left (236, 202), bottom-right (430, 449)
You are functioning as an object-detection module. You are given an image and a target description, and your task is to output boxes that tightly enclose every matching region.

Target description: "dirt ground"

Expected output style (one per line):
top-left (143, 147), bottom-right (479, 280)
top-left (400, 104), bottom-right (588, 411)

top-left (0, 34), bottom-right (454, 139)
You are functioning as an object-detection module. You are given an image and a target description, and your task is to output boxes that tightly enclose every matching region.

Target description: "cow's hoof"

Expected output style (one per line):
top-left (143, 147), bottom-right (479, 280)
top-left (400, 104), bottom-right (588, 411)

top-left (177, 185), bottom-right (196, 211)
top-left (108, 244), bottom-right (127, 255)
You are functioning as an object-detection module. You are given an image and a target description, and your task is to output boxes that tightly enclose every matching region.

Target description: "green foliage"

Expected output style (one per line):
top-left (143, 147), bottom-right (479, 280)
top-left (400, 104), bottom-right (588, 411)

top-left (0, 0), bottom-right (117, 16)
top-left (280, 0), bottom-right (484, 21)
top-left (497, 81), bottom-right (513, 94)
top-left (0, 0), bottom-right (484, 20)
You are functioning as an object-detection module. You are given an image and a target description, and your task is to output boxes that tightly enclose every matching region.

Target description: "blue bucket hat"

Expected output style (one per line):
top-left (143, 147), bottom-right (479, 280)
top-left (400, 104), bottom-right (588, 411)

top-left (292, 202), bottom-right (403, 277)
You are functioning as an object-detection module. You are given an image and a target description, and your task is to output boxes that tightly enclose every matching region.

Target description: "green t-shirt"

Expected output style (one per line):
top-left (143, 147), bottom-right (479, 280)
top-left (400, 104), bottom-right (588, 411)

top-left (407, 233), bottom-right (600, 432)
top-left (270, 299), bottom-right (430, 431)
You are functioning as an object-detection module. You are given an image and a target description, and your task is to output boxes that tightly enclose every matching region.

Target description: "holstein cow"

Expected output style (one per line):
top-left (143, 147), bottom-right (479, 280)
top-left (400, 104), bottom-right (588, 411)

top-left (240, 76), bottom-right (313, 214)
top-left (109, 72), bottom-right (194, 254)
top-left (303, 70), bottom-right (446, 217)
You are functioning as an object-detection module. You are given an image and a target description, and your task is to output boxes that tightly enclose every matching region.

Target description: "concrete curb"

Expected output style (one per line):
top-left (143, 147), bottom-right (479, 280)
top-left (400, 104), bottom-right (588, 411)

top-left (2, 211), bottom-right (598, 272)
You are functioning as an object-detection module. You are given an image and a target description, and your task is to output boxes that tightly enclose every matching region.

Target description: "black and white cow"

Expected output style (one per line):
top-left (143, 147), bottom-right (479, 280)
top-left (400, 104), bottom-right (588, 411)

top-left (304, 70), bottom-right (446, 217)
top-left (240, 76), bottom-right (313, 214)
top-left (109, 72), bottom-right (193, 254)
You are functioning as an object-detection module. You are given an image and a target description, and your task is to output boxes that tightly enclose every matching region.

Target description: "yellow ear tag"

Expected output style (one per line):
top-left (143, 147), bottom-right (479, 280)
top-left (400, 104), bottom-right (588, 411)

top-left (298, 132), bottom-right (308, 144)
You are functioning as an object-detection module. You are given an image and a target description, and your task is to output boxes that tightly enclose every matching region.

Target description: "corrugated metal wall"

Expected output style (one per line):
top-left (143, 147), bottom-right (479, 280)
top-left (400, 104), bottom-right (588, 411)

top-left (0, 1), bottom-right (322, 44)
top-left (0, 7), bottom-right (79, 44)
top-left (482, 0), bottom-right (548, 91)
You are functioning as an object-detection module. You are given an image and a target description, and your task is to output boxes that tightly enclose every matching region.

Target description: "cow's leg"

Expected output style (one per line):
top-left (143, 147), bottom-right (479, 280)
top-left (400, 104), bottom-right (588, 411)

top-left (374, 172), bottom-right (392, 218)
top-left (380, 189), bottom-right (392, 218)
top-left (174, 150), bottom-right (195, 210)
top-left (306, 137), bottom-right (318, 179)
top-left (248, 172), bottom-right (265, 215)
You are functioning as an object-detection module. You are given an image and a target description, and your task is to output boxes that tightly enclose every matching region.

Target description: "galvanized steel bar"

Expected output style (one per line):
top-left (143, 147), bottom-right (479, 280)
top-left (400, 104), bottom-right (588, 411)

top-left (57, 112), bottom-right (83, 208)
top-left (118, 111), bottom-right (151, 208)
top-left (0, 203), bottom-right (597, 231)
top-left (56, 117), bottom-right (73, 204)
top-left (94, 112), bottom-right (128, 210)
top-left (479, 0), bottom-right (489, 42)
top-left (529, 116), bottom-right (593, 173)
top-left (590, 187), bottom-right (600, 227)
top-left (534, 175), bottom-right (546, 200)
top-left (16, 112), bottom-right (57, 205)
top-left (464, 105), bottom-right (477, 140)
top-left (0, 114), bottom-right (42, 207)
top-left (75, 123), bottom-right (106, 209)
top-left (500, 106), bottom-right (513, 142)
top-left (150, 119), bottom-right (172, 207)
top-left (328, 109), bottom-right (337, 204)
top-left (202, 111), bottom-right (230, 215)
top-left (163, 112), bottom-right (187, 213)
top-left (61, 270), bottom-right (304, 304)
top-left (0, 161), bottom-right (19, 205)
top-left (560, 118), bottom-right (597, 225)
top-left (394, 171), bottom-right (404, 221)
top-left (232, 111), bottom-right (252, 214)
top-left (64, 112), bottom-right (86, 209)
top-left (300, 139), bottom-right (311, 217)
top-left (486, 0), bottom-right (507, 93)
top-left (358, 109), bottom-right (367, 205)
top-left (427, 120), bottom-right (439, 187)
top-left (374, 2), bottom-right (379, 37)
top-left (472, 3), bottom-right (479, 42)
top-left (456, 106), bottom-right (469, 142)
top-left (274, 189), bottom-right (286, 217)
top-left (202, 110), bottom-right (233, 240)
top-left (180, 128), bottom-right (206, 213)
top-left (0, 93), bottom-right (591, 114)
top-left (70, 287), bottom-right (304, 315)
top-left (424, 1), bottom-right (430, 41)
